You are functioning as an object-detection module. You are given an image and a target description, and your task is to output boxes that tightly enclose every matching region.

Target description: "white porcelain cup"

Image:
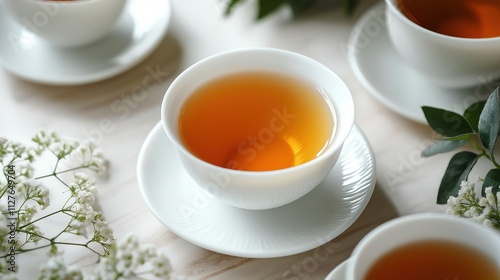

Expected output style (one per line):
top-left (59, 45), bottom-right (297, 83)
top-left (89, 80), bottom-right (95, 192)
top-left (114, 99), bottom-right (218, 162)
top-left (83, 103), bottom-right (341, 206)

top-left (161, 48), bottom-right (354, 210)
top-left (337, 213), bottom-right (500, 280)
top-left (4, 0), bottom-right (126, 48)
top-left (385, 0), bottom-right (500, 89)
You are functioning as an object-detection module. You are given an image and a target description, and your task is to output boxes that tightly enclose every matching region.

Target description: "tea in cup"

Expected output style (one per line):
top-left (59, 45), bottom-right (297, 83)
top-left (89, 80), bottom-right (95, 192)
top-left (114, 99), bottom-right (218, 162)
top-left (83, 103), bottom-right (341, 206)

top-left (337, 213), bottom-right (500, 280)
top-left (4, 0), bottom-right (126, 48)
top-left (161, 48), bottom-right (355, 210)
top-left (385, 0), bottom-right (500, 89)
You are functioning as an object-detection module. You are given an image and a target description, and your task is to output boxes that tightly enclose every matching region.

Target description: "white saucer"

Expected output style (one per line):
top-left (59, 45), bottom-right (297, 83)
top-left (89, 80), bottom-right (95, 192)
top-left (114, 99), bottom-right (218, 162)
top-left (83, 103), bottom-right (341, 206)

top-left (0, 0), bottom-right (171, 85)
top-left (348, 3), bottom-right (490, 124)
top-left (137, 122), bottom-right (376, 258)
top-left (325, 258), bottom-right (350, 280)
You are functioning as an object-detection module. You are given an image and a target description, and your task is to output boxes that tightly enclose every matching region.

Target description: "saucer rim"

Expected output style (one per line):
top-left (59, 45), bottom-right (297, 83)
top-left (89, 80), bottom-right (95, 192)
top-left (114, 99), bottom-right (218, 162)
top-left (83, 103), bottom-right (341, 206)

top-left (136, 122), bottom-right (376, 258)
top-left (347, 2), bottom-right (424, 123)
top-left (347, 2), bottom-right (482, 124)
top-left (0, 0), bottom-right (171, 85)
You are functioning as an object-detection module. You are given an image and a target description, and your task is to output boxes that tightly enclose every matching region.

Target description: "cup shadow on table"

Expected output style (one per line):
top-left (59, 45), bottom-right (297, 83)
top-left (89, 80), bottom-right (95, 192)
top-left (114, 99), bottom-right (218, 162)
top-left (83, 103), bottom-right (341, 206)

top-left (175, 183), bottom-right (398, 280)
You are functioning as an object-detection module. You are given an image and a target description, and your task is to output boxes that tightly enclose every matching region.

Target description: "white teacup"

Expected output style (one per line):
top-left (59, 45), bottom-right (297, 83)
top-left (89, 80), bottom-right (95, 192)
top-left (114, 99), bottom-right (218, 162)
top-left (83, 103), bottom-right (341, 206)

top-left (330, 213), bottom-right (500, 280)
top-left (161, 48), bottom-right (354, 210)
top-left (385, 0), bottom-right (500, 89)
top-left (4, 0), bottom-right (126, 48)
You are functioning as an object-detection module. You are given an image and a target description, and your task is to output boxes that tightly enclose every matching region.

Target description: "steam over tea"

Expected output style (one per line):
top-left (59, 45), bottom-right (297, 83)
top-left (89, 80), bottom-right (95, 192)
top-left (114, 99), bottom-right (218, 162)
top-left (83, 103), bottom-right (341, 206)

top-left (397, 0), bottom-right (500, 38)
top-left (178, 71), bottom-right (334, 171)
top-left (364, 240), bottom-right (500, 280)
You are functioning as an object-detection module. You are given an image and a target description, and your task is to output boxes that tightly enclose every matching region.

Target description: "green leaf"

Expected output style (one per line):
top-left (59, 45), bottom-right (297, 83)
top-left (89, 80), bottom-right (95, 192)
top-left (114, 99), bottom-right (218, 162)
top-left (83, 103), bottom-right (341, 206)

top-left (343, 0), bottom-right (360, 15)
top-left (437, 151), bottom-right (479, 204)
top-left (441, 133), bottom-right (474, 142)
top-left (257, 0), bottom-right (286, 19)
top-left (483, 168), bottom-right (500, 195)
top-left (478, 88), bottom-right (500, 161)
top-left (422, 106), bottom-right (473, 137)
top-left (286, 0), bottom-right (314, 17)
top-left (224, 0), bottom-right (245, 16)
top-left (421, 140), bottom-right (468, 157)
top-left (463, 101), bottom-right (486, 132)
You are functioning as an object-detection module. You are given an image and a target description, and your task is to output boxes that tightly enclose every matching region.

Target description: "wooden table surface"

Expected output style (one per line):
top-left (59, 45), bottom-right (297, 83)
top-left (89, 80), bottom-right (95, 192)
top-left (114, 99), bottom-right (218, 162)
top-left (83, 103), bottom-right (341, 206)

top-left (1, 0), bottom-right (459, 278)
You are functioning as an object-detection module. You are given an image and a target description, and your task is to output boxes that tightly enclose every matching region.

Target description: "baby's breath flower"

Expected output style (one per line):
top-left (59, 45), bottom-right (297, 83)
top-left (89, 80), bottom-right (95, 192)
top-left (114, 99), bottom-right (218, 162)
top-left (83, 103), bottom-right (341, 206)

top-left (447, 180), bottom-right (500, 231)
top-left (74, 172), bottom-right (91, 188)
top-left (16, 180), bottom-right (50, 210)
top-left (18, 203), bottom-right (38, 226)
top-left (49, 137), bottom-right (79, 160)
top-left (70, 173), bottom-right (97, 206)
top-left (0, 138), bottom-right (9, 163)
top-left (39, 255), bottom-right (83, 280)
top-left (68, 203), bottom-right (96, 238)
top-left (32, 131), bottom-right (60, 153)
top-left (92, 213), bottom-right (114, 249)
top-left (13, 162), bottom-right (34, 182)
top-left (93, 236), bottom-right (171, 280)
top-left (0, 258), bottom-right (17, 279)
top-left (73, 142), bottom-right (106, 174)
top-left (0, 132), bottom-right (172, 279)
top-left (0, 202), bottom-right (8, 237)
top-left (145, 244), bottom-right (172, 278)
top-left (24, 224), bottom-right (43, 244)
top-left (75, 189), bottom-right (96, 205)
top-left (0, 139), bottom-right (34, 165)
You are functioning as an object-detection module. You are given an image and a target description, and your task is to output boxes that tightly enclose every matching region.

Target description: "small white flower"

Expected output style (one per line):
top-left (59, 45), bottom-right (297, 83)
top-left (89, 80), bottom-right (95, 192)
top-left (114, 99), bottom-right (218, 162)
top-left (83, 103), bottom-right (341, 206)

top-left (73, 142), bottom-right (107, 174)
top-left (18, 203), bottom-right (38, 226)
top-left (68, 203), bottom-right (96, 238)
top-left (460, 179), bottom-right (469, 188)
top-left (39, 255), bottom-right (83, 280)
top-left (93, 213), bottom-right (114, 246)
top-left (0, 257), bottom-right (17, 279)
top-left (485, 187), bottom-right (498, 208)
top-left (14, 162), bottom-right (35, 181)
top-left (457, 180), bottom-right (473, 197)
top-left (446, 196), bottom-right (460, 209)
top-left (25, 224), bottom-right (43, 244)
top-left (76, 189), bottom-right (95, 205)
top-left (92, 236), bottom-right (171, 279)
top-left (32, 131), bottom-right (60, 151)
top-left (152, 252), bottom-right (172, 278)
top-left (0, 202), bottom-right (8, 237)
top-left (49, 137), bottom-right (79, 159)
top-left (16, 180), bottom-right (50, 209)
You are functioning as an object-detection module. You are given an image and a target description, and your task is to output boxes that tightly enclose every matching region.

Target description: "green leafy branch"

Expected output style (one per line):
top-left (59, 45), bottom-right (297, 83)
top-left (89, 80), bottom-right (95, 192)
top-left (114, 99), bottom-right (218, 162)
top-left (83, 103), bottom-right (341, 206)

top-left (421, 88), bottom-right (500, 204)
top-left (224, 0), bottom-right (360, 20)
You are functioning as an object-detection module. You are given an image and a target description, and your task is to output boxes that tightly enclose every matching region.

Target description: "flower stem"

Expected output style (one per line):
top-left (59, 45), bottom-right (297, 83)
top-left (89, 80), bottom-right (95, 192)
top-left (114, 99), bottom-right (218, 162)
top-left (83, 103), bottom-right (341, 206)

top-left (18, 209), bottom-right (65, 230)
top-left (34, 165), bottom-right (90, 180)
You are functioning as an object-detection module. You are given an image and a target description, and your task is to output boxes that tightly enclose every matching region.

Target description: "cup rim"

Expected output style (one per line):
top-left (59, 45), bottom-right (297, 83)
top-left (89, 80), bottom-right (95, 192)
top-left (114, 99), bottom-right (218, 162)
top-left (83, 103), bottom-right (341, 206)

top-left (161, 47), bottom-right (354, 175)
top-left (348, 213), bottom-right (500, 279)
top-left (385, 0), bottom-right (500, 42)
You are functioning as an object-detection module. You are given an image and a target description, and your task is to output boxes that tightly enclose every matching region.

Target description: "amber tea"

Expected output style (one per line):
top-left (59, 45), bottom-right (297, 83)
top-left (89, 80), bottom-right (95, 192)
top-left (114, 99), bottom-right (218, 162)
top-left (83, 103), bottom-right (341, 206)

top-left (178, 71), bottom-right (334, 171)
top-left (397, 0), bottom-right (500, 38)
top-left (364, 240), bottom-right (500, 280)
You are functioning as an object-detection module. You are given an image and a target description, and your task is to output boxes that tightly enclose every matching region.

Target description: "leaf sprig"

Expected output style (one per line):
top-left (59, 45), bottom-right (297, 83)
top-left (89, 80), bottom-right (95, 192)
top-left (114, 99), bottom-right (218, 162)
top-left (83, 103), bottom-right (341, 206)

top-left (224, 0), bottom-right (360, 20)
top-left (422, 88), bottom-right (500, 204)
